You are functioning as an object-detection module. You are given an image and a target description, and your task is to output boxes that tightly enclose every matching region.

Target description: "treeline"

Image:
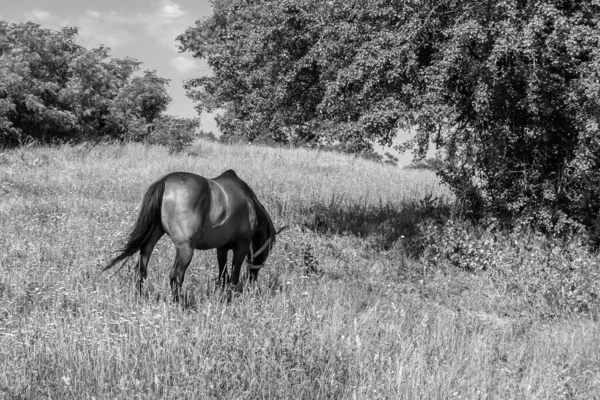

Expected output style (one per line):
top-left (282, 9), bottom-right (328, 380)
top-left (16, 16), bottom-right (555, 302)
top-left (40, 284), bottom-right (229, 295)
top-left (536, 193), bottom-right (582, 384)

top-left (0, 21), bottom-right (198, 151)
top-left (178, 0), bottom-right (600, 237)
top-left (2, 2), bottom-right (600, 237)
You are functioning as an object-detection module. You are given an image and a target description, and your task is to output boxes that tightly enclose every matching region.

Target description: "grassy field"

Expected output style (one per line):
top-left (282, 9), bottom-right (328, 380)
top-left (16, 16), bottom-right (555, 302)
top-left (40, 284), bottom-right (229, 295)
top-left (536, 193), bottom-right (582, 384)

top-left (1, 140), bottom-right (599, 399)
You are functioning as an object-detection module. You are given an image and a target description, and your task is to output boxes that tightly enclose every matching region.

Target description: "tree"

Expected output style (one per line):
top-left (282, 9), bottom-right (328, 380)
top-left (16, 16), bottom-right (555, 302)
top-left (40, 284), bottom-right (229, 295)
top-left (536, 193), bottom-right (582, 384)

top-left (147, 115), bottom-right (200, 153)
top-left (0, 22), bottom-right (171, 146)
top-left (412, 0), bottom-right (600, 233)
top-left (1, 23), bottom-right (83, 144)
top-left (178, 0), bottom-right (373, 149)
top-left (107, 70), bottom-right (172, 141)
top-left (179, 0), bottom-right (600, 234)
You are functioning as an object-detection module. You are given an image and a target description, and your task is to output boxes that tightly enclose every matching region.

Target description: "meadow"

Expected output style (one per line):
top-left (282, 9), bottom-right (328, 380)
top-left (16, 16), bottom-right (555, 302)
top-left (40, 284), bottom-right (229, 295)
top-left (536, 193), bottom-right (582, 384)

top-left (0, 140), bottom-right (599, 399)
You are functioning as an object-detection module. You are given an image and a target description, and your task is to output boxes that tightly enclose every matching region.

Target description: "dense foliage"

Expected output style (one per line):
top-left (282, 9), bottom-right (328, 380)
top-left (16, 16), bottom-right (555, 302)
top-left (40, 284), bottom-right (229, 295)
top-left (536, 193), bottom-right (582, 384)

top-left (0, 22), bottom-right (171, 146)
top-left (147, 115), bottom-right (200, 153)
top-left (179, 0), bottom-right (600, 234)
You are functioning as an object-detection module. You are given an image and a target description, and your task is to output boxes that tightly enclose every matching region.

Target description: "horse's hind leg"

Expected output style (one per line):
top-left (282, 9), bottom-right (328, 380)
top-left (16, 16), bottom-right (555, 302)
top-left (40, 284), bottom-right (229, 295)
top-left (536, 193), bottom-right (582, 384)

top-left (169, 244), bottom-right (194, 302)
top-left (137, 226), bottom-right (164, 296)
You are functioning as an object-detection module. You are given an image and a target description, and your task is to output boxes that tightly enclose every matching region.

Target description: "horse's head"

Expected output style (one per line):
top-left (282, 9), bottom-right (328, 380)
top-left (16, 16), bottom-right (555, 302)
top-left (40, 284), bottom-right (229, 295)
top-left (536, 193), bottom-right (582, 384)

top-left (249, 222), bottom-right (274, 265)
top-left (247, 204), bottom-right (287, 280)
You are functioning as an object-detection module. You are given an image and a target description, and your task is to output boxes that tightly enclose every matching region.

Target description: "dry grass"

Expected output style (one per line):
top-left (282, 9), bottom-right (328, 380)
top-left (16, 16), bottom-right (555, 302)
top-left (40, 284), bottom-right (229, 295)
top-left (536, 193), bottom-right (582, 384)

top-left (0, 140), bottom-right (599, 399)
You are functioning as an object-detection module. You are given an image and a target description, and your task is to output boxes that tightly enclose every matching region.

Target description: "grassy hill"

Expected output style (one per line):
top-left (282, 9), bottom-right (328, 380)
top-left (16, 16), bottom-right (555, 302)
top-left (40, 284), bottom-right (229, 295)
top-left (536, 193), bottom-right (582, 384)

top-left (0, 140), bottom-right (598, 399)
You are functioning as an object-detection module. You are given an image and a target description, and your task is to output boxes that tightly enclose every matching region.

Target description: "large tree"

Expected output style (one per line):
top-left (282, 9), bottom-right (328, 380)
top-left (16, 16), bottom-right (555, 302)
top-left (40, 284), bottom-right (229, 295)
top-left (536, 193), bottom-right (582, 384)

top-left (0, 22), bottom-right (171, 145)
top-left (179, 0), bottom-right (600, 233)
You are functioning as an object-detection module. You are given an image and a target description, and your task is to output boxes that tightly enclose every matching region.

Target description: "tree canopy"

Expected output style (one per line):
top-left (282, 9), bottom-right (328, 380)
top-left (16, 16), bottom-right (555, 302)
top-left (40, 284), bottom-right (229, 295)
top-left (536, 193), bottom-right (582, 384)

top-left (179, 0), bottom-right (600, 234)
top-left (0, 21), bottom-right (171, 145)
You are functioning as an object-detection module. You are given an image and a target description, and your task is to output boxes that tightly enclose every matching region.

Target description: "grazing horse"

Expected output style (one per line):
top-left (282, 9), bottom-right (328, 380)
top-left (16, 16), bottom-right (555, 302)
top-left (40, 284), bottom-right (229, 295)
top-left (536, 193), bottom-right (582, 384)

top-left (104, 170), bottom-right (283, 300)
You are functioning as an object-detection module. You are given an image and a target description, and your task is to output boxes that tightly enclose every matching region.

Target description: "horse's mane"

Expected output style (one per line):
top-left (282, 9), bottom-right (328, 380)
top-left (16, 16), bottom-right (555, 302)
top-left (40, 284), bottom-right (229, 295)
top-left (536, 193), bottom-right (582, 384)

top-left (218, 169), bottom-right (274, 240)
top-left (253, 194), bottom-right (275, 242)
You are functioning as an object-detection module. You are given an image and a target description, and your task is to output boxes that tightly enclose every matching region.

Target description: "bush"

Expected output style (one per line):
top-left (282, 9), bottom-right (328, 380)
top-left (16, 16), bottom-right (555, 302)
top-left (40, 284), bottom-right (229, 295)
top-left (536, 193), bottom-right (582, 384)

top-left (405, 156), bottom-right (444, 171)
top-left (198, 130), bottom-right (217, 141)
top-left (147, 116), bottom-right (199, 153)
top-left (418, 219), bottom-right (600, 317)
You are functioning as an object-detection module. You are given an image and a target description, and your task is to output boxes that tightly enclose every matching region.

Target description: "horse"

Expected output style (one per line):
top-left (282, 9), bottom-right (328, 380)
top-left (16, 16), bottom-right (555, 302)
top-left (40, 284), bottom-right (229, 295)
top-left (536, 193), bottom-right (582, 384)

top-left (104, 170), bottom-right (284, 301)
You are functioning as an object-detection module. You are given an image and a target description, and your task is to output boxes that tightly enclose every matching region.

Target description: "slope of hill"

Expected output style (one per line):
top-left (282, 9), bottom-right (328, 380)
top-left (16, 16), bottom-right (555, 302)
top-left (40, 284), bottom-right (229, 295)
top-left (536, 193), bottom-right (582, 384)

top-left (0, 140), bottom-right (598, 399)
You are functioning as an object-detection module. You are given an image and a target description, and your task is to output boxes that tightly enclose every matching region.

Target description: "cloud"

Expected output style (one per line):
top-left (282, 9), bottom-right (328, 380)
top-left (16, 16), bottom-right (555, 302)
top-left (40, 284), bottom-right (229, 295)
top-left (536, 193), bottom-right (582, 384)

top-left (23, 8), bottom-right (121, 47)
top-left (171, 56), bottom-right (197, 74)
top-left (79, 26), bottom-right (135, 49)
top-left (75, 10), bottom-right (135, 49)
top-left (159, 0), bottom-right (185, 19)
top-left (26, 9), bottom-right (52, 22)
top-left (17, 2), bottom-right (194, 52)
top-left (73, 1), bottom-right (192, 52)
top-left (23, 9), bottom-right (71, 30)
top-left (141, 1), bottom-right (191, 51)
top-left (85, 10), bottom-right (100, 18)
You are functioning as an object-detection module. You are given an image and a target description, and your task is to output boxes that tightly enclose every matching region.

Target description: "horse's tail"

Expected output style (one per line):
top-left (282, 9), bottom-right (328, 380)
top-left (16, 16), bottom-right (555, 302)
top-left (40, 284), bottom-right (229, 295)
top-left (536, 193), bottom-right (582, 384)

top-left (103, 179), bottom-right (165, 271)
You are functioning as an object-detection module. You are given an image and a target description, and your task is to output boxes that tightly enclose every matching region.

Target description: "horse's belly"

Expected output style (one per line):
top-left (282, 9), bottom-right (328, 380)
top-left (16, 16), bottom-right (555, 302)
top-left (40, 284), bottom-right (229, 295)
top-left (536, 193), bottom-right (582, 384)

top-left (195, 223), bottom-right (249, 250)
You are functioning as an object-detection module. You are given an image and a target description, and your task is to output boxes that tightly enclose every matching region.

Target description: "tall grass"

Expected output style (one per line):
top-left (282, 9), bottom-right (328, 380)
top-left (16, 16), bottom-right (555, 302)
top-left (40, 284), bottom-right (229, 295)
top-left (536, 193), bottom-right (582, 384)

top-left (0, 140), bottom-right (598, 399)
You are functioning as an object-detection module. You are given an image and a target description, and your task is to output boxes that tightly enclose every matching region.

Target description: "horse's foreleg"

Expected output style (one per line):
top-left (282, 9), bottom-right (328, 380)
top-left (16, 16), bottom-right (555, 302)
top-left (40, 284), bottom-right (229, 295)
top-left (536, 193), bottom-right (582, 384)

top-left (169, 245), bottom-right (194, 302)
top-left (216, 247), bottom-right (229, 288)
top-left (230, 245), bottom-right (250, 291)
top-left (137, 226), bottom-right (164, 296)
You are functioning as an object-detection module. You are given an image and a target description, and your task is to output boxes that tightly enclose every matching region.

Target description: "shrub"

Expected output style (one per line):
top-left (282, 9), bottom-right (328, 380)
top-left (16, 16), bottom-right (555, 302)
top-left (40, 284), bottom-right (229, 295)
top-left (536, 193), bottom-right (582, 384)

top-left (418, 219), bottom-right (600, 317)
top-left (147, 116), bottom-right (199, 153)
top-left (405, 156), bottom-right (444, 171)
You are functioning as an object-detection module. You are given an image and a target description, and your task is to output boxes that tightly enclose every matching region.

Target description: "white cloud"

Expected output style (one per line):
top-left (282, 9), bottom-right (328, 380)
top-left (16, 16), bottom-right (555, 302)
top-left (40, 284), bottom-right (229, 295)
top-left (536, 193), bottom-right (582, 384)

top-left (79, 27), bottom-right (135, 49)
top-left (73, 2), bottom-right (191, 52)
top-left (142, 1), bottom-right (190, 51)
top-left (159, 0), bottom-right (185, 20)
top-left (27, 9), bottom-right (52, 22)
top-left (19, 1), bottom-right (192, 52)
top-left (76, 12), bottom-right (135, 49)
top-left (23, 9), bottom-right (68, 30)
top-left (171, 56), bottom-right (197, 74)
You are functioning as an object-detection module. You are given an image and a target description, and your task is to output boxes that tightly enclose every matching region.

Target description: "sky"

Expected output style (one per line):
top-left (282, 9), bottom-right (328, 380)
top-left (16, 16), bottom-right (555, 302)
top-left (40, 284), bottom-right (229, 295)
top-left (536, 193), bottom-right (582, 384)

top-left (1, 0), bottom-right (423, 164)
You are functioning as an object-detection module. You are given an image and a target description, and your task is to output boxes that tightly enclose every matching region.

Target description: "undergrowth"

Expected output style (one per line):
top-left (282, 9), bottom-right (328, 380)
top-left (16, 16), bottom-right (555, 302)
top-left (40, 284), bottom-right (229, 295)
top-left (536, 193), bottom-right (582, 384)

top-left (419, 219), bottom-right (600, 318)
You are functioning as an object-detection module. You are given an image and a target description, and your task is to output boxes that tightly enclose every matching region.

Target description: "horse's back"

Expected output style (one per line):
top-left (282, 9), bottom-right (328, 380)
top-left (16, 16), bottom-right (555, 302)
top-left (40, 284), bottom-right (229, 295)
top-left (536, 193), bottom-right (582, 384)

top-left (160, 171), bottom-right (256, 250)
top-left (211, 170), bottom-right (258, 235)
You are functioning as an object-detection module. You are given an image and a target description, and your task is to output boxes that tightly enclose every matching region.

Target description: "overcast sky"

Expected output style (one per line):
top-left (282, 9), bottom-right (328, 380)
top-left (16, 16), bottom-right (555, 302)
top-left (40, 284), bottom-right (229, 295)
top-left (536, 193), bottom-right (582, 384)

top-left (1, 0), bottom-right (219, 133)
